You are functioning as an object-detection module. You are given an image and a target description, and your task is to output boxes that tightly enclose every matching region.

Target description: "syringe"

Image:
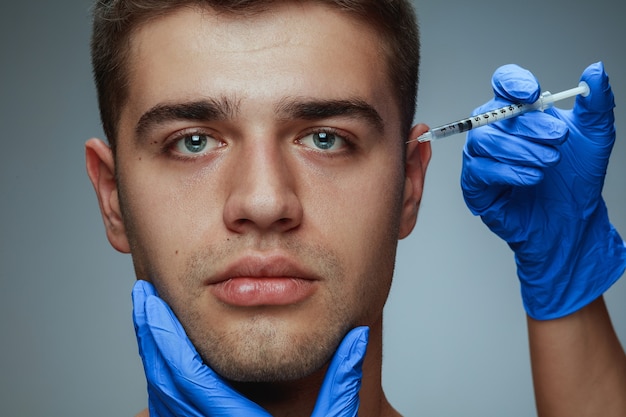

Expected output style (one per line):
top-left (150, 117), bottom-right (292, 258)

top-left (410, 81), bottom-right (590, 143)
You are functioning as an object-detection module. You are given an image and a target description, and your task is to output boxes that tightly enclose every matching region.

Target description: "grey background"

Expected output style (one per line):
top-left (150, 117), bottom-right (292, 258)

top-left (0, 0), bottom-right (624, 416)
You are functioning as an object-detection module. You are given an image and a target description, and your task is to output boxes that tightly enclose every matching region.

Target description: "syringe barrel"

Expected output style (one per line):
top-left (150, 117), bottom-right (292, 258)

top-left (429, 102), bottom-right (530, 140)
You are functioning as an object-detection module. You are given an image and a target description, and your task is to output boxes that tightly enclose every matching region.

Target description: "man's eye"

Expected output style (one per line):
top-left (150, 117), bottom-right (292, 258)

top-left (299, 131), bottom-right (347, 151)
top-left (173, 134), bottom-right (220, 155)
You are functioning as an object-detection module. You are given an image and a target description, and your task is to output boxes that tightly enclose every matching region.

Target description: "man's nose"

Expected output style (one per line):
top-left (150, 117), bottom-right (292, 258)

top-left (223, 142), bottom-right (303, 234)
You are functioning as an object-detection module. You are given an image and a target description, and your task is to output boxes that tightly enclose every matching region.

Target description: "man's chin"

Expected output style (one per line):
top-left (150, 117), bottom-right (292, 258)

top-left (204, 336), bottom-right (336, 383)
top-left (214, 359), bottom-right (326, 383)
top-left (193, 320), bottom-right (348, 383)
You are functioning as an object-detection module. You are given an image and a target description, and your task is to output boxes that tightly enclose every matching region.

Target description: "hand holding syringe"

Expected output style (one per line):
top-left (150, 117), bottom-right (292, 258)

top-left (409, 81), bottom-right (590, 143)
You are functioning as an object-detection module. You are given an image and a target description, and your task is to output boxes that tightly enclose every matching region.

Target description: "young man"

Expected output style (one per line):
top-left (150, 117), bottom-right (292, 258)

top-left (85, 1), bottom-right (626, 416)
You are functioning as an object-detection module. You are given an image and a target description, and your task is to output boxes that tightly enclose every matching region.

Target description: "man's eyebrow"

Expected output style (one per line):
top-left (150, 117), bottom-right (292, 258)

top-left (135, 97), bottom-right (239, 140)
top-left (275, 97), bottom-right (385, 134)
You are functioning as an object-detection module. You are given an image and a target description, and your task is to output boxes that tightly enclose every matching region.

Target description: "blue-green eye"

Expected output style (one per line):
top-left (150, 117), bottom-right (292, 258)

top-left (173, 134), bottom-right (220, 155)
top-left (300, 130), bottom-right (346, 151)
top-left (313, 132), bottom-right (335, 149)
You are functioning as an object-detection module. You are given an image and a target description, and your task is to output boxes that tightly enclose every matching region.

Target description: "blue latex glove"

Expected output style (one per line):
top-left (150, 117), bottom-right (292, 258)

top-left (461, 62), bottom-right (626, 320)
top-left (132, 280), bottom-right (369, 416)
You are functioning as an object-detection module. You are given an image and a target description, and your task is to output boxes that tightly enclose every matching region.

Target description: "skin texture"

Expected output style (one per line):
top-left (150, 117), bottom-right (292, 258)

top-left (86, 3), bottom-right (431, 416)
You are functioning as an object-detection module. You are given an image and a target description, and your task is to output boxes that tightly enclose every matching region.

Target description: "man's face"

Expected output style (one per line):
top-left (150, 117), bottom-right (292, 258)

top-left (108, 2), bottom-right (421, 382)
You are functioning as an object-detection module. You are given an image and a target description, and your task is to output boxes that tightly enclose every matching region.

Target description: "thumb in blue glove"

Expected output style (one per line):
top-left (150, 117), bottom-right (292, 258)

top-left (461, 62), bottom-right (626, 320)
top-left (132, 280), bottom-right (369, 416)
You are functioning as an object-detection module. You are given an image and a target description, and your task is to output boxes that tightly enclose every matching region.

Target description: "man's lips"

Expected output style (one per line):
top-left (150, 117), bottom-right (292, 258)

top-left (212, 277), bottom-right (316, 307)
top-left (207, 254), bottom-right (319, 307)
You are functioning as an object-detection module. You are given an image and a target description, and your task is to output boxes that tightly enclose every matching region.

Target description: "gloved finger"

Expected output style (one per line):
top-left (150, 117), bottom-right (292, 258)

top-left (462, 125), bottom-right (560, 217)
top-left (144, 295), bottom-right (195, 372)
top-left (491, 64), bottom-right (541, 104)
top-left (132, 280), bottom-right (157, 327)
top-left (471, 64), bottom-right (569, 151)
top-left (132, 281), bottom-right (182, 417)
top-left (145, 295), bottom-right (270, 416)
top-left (465, 121), bottom-right (563, 168)
top-left (544, 62), bottom-right (616, 187)
top-left (311, 326), bottom-right (369, 417)
top-left (462, 153), bottom-right (545, 189)
top-left (132, 280), bottom-right (159, 362)
top-left (461, 153), bottom-right (543, 215)
top-left (570, 61), bottom-right (616, 139)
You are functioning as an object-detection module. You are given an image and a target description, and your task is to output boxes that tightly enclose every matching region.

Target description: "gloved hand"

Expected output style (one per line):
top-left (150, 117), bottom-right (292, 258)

top-left (461, 62), bottom-right (626, 320)
top-left (132, 280), bottom-right (369, 416)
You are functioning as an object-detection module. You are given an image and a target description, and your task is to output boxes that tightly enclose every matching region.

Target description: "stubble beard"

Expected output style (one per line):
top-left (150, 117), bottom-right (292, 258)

top-left (161, 239), bottom-right (357, 383)
top-left (184, 306), bottom-right (351, 382)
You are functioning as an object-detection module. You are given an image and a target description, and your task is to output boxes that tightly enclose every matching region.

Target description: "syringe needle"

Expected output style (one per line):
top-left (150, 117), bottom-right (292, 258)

top-left (409, 82), bottom-right (590, 143)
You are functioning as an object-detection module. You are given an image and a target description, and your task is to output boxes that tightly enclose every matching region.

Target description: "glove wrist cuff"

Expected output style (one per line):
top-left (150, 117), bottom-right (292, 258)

top-left (519, 220), bottom-right (626, 320)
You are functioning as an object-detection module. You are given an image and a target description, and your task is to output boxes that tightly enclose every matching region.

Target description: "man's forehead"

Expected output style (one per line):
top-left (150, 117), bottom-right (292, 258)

top-left (128, 2), bottom-right (380, 51)
top-left (119, 2), bottom-right (399, 137)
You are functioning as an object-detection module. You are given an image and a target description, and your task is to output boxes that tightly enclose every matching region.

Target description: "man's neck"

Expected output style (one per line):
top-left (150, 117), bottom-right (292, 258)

top-left (231, 376), bottom-right (325, 416)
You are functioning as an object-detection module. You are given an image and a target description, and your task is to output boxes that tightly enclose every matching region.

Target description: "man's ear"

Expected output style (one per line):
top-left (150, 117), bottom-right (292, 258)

top-left (85, 138), bottom-right (131, 253)
top-left (398, 123), bottom-right (432, 239)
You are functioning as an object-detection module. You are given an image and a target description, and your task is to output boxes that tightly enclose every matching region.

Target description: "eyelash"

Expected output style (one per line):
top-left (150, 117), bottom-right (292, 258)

top-left (160, 126), bottom-right (357, 161)
top-left (297, 127), bottom-right (356, 154)
top-left (162, 128), bottom-right (223, 160)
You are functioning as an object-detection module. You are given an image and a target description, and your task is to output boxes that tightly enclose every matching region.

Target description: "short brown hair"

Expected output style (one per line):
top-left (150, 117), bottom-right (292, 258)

top-left (91, 0), bottom-right (420, 151)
